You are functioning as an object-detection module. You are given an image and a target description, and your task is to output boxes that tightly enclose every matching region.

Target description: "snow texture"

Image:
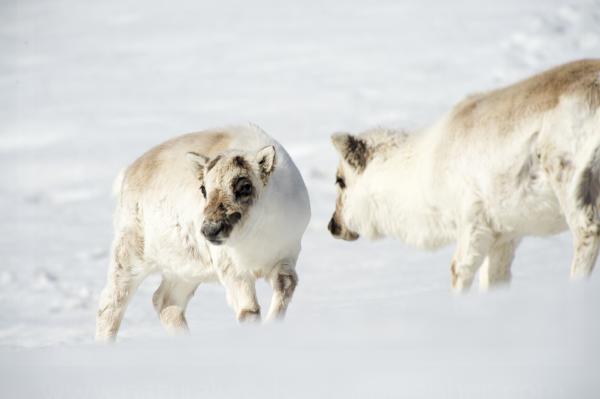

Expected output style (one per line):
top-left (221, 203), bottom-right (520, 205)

top-left (1, 0), bottom-right (600, 397)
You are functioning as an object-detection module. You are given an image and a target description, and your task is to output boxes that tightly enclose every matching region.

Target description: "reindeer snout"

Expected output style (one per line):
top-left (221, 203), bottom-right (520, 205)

top-left (201, 221), bottom-right (225, 242)
top-left (328, 216), bottom-right (341, 236)
top-left (328, 214), bottom-right (359, 241)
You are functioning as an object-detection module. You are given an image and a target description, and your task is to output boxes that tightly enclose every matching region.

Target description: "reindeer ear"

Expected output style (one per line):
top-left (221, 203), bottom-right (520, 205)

top-left (256, 145), bottom-right (276, 184)
top-left (331, 133), bottom-right (369, 172)
top-left (187, 152), bottom-right (209, 167)
top-left (187, 152), bottom-right (210, 180)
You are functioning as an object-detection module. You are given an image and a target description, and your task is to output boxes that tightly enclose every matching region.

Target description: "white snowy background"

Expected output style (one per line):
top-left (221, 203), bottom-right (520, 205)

top-left (1, 0), bottom-right (600, 397)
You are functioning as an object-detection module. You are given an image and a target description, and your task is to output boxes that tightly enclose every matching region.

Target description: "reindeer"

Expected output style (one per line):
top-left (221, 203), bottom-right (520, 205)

top-left (328, 59), bottom-right (600, 291)
top-left (96, 124), bottom-right (310, 341)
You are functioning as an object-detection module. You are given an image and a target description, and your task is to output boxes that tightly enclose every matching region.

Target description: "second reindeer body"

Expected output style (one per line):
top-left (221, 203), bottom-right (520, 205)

top-left (328, 60), bottom-right (600, 291)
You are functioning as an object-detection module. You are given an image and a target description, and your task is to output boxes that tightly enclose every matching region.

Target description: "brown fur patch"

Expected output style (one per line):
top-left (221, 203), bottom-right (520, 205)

top-left (126, 131), bottom-right (231, 191)
top-left (203, 189), bottom-right (229, 220)
top-left (450, 59), bottom-right (600, 136)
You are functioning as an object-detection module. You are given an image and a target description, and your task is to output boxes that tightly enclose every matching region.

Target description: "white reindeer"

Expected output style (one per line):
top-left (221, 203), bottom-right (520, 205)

top-left (96, 124), bottom-right (310, 341)
top-left (328, 59), bottom-right (600, 291)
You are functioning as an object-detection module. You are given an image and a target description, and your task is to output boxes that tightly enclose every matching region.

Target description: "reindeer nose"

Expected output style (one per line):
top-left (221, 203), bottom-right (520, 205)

top-left (228, 212), bottom-right (242, 224)
top-left (328, 216), bottom-right (341, 236)
top-left (201, 221), bottom-right (225, 241)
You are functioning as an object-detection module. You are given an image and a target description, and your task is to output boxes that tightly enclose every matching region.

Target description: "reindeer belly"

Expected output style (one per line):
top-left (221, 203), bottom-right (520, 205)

top-left (488, 169), bottom-right (568, 237)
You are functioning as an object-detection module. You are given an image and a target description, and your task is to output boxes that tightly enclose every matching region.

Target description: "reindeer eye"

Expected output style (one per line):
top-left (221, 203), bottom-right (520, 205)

top-left (335, 176), bottom-right (346, 189)
top-left (234, 178), bottom-right (253, 199)
top-left (200, 185), bottom-right (207, 198)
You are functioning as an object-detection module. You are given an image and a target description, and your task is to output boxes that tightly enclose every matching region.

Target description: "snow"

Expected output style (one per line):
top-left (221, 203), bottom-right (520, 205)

top-left (1, 0), bottom-right (600, 397)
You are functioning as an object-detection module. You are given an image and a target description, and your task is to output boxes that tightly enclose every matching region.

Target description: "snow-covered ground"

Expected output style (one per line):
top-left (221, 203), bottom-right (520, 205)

top-left (1, 0), bottom-right (600, 397)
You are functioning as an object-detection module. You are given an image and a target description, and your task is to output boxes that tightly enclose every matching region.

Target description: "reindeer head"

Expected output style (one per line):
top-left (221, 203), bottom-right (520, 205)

top-left (328, 128), bottom-right (406, 241)
top-left (188, 145), bottom-right (276, 245)
top-left (327, 132), bottom-right (372, 241)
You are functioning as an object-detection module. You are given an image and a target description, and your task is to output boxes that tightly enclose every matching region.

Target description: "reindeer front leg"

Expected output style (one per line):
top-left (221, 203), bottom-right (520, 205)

top-left (220, 273), bottom-right (261, 322)
top-left (451, 209), bottom-right (494, 293)
top-left (266, 260), bottom-right (298, 321)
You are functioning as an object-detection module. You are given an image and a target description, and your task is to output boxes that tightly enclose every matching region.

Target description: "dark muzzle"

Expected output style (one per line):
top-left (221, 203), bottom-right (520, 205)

top-left (328, 216), bottom-right (341, 236)
top-left (201, 212), bottom-right (242, 245)
top-left (201, 221), bottom-right (226, 243)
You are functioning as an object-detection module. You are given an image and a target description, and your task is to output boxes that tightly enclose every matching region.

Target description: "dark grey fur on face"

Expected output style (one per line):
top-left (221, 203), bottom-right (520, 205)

top-left (331, 133), bottom-right (370, 172)
top-left (232, 176), bottom-right (255, 204)
top-left (233, 155), bottom-right (248, 169)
